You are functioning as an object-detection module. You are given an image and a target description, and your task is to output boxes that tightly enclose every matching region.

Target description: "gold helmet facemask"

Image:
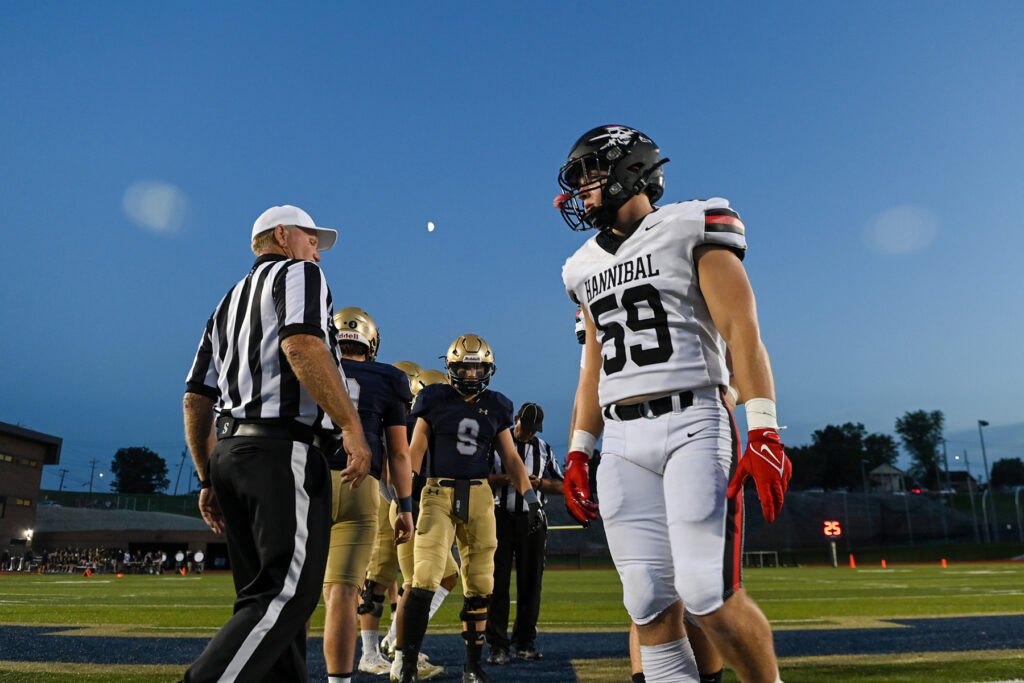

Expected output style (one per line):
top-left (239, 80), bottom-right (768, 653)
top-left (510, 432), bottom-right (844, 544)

top-left (393, 361), bottom-right (424, 397)
top-left (444, 334), bottom-right (496, 396)
top-left (333, 307), bottom-right (381, 361)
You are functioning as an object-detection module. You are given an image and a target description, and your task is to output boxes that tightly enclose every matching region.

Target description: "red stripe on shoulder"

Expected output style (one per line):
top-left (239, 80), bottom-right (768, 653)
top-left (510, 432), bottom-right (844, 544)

top-left (705, 214), bottom-right (744, 228)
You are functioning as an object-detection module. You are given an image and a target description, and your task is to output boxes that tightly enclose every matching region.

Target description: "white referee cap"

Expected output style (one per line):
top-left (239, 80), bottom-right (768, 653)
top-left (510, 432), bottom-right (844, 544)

top-left (252, 205), bottom-right (338, 252)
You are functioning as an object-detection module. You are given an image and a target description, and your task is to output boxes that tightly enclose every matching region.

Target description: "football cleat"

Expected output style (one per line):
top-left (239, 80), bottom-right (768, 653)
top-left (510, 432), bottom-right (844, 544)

top-left (417, 656), bottom-right (444, 680)
top-left (461, 663), bottom-right (492, 683)
top-left (358, 649), bottom-right (392, 674)
top-left (334, 307), bottom-right (381, 360)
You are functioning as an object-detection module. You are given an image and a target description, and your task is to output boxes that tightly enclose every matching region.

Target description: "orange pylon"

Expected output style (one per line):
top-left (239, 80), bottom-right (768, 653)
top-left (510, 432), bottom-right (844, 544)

top-left (881, 559), bottom-right (887, 568)
top-left (941, 558), bottom-right (947, 568)
top-left (849, 554), bottom-right (856, 568)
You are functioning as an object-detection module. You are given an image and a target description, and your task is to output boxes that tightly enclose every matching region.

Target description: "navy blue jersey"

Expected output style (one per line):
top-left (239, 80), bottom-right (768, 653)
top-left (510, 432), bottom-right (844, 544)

top-left (411, 384), bottom-right (514, 479)
top-left (330, 359), bottom-right (413, 477)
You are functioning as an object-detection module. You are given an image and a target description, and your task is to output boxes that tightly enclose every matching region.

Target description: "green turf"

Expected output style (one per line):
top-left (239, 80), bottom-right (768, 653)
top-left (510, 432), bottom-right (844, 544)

top-left (2, 562), bottom-right (1023, 681)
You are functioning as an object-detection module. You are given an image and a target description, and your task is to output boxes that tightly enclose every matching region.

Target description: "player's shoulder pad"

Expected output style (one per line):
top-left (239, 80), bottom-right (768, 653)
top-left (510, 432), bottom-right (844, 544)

top-left (411, 382), bottom-right (446, 416)
top-left (482, 390), bottom-right (515, 424)
top-left (368, 361), bottom-right (415, 402)
top-left (485, 389), bottom-right (514, 414)
top-left (562, 232), bottom-right (605, 304)
top-left (703, 197), bottom-right (744, 236)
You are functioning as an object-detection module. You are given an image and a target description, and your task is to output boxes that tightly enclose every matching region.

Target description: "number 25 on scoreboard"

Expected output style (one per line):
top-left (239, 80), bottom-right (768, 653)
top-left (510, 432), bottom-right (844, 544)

top-left (823, 520), bottom-right (842, 536)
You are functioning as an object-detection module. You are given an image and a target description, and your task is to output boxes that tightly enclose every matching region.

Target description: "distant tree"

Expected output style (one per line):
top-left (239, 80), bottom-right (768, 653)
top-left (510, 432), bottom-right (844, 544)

top-left (894, 410), bottom-right (944, 490)
top-left (785, 444), bottom-right (822, 490)
top-left (111, 447), bottom-right (169, 494)
top-left (811, 423), bottom-right (866, 491)
top-left (786, 423), bottom-right (896, 491)
top-left (863, 433), bottom-right (899, 469)
top-left (990, 457), bottom-right (1024, 488)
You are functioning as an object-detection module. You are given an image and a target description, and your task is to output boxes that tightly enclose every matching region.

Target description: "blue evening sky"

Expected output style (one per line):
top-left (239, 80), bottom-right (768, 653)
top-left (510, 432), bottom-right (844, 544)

top-left (2, 2), bottom-right (1022, 492)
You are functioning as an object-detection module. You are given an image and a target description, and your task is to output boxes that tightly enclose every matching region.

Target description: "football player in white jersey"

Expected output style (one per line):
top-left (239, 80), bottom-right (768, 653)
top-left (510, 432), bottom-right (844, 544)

top-left (556, 125), bottom-right (790, 683)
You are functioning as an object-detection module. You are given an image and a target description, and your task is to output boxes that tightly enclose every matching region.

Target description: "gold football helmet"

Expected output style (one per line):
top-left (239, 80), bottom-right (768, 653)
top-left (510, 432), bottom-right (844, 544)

top-left (445, 334), bottom-right (496, 396)
top-left (414, 369), bottom-right (449, 395)
top-left (333, 307), bottom-right (380, 361)
top-left (393, 361), bottom-right (424, 396)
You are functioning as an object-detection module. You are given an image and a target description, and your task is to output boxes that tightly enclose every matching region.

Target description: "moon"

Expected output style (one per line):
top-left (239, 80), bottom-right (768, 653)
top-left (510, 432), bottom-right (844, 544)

top-left (427, 221), bottom-right (435, 232)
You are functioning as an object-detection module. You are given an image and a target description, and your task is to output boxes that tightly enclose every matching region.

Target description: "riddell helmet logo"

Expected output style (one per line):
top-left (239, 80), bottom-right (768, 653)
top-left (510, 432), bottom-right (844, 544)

top-left (338, 332), bottom-right (361, 341)
top-left (463, 355), bottom-right (482, 362)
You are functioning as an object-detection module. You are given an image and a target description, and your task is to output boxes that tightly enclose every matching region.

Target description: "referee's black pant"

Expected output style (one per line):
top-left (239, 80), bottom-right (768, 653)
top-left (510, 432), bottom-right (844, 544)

top-left (485, 507), bottom-right (548, 652)
top-left (184, 437), bottom-right (331, 683)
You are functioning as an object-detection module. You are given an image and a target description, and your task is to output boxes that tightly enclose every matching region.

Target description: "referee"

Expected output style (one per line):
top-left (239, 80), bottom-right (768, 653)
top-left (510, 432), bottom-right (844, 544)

top-left (485, 402), bottom-right (564, 664)
top-left (182, 204), bottom-right (371, 683)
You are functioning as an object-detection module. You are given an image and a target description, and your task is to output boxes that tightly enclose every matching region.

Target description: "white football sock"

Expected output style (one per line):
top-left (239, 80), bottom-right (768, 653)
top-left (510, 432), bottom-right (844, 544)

top-left (360, 629), bottom-right (379, 656)
top-left (427, 586), bottom-right (450, 620)
top-left (640, 637), bottom-right (699, 682)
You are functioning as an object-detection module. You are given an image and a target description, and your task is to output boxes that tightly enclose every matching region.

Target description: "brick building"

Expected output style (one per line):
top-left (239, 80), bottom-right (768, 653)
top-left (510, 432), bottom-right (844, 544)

top-left (0, 421), bottom-right (62, 560)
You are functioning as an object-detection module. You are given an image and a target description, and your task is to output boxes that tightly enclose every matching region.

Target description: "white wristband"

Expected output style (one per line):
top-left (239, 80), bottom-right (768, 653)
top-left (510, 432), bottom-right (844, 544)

top-left (569, 429), bottom-right (597, 456)
top-left (745, 398), bottom-right (778, 430)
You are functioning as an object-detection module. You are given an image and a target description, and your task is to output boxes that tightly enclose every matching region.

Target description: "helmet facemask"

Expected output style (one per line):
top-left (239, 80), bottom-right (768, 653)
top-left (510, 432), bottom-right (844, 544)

top-left (447, 361), bottom-right (494, 397)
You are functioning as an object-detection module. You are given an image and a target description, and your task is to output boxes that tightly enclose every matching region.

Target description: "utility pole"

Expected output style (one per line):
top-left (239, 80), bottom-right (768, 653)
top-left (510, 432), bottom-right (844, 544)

top-left (173, 448), bottom-right (187, 496)
top-left (57, 468), bottom-right (69, 492)
top-left (88, 459), bottom-right (100, 494)
top-left (941, 438), bottom-right (951, 491)
top-left (978, 420), bottom-right (999, 542)
top-left (964, 450), bottom-right (983, 543)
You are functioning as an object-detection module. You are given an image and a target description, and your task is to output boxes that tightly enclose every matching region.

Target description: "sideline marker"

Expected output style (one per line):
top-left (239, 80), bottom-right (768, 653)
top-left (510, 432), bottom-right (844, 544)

top-left (881, 559), bottom-right (887, 568)
top-left (941, 558), bottom-right (947, 568)
top-left (849, 554), bottom-right (856, 568)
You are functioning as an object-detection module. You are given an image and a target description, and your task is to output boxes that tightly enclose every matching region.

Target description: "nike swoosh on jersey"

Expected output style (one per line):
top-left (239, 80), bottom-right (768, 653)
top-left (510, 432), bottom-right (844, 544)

top-left (644, 220), bottom-right (664, 231)
top-left (686, 427), bottom-right (708, 438)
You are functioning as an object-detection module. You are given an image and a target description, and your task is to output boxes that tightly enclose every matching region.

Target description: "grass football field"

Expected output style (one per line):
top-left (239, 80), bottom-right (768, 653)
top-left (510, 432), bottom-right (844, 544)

top-left (1, 562), bottom-right (1023, 681)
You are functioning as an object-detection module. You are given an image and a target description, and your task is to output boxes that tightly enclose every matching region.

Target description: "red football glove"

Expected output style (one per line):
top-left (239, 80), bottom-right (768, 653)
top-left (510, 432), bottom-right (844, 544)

top-left (564, 451), bottom-right (599, 527)
top-left (727, 428), bottom-right (791, 523)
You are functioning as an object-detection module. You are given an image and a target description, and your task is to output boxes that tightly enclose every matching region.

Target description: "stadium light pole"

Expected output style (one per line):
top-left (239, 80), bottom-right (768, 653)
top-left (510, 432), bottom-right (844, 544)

top-left (941, 438), bottom-right (951, 491)
top-left (958, 450), bottom-right (983, 544)
top-left (977, 420), bottom-right (999, 542)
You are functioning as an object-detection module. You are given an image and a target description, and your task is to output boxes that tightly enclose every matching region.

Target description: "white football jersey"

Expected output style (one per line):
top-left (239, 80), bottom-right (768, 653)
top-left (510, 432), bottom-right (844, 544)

top-left (562, 198), bottom-right (747, 407)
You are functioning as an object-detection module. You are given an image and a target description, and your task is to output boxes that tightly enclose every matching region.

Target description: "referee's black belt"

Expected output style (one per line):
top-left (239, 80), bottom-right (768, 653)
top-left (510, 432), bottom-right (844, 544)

top-left (603, 391), bottom-right (694, 421)
top-left (215, 416), bottom-right (335, 452)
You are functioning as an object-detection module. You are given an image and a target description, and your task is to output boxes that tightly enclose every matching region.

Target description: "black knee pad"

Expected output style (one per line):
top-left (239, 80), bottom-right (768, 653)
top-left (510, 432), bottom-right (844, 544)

top-left (357, 579), bottom-right (384, 617)
top-left (459, 594), bottom-right (490, 623)
top-left (462, 628), bottom-right (486, 646)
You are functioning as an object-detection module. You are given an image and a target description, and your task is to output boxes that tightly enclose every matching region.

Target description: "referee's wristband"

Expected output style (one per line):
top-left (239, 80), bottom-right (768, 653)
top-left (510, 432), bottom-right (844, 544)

top-left (199, 479), bottom-right (211, 489)
top-left (397, 496), bottom-right (413, 514)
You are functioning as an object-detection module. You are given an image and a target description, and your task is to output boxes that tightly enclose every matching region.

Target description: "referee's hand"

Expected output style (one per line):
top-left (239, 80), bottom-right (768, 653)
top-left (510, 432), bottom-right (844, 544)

top-left (339, 432), bottom-right (371, 488)
top-left (198, 488), bottom-right (225, 535)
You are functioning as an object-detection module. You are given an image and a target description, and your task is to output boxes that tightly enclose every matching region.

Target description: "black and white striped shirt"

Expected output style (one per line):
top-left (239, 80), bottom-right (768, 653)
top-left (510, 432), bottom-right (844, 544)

top-left (186, 253), bottom-right (344, 433)
top-left (490, 436), bottom-right (563, 512)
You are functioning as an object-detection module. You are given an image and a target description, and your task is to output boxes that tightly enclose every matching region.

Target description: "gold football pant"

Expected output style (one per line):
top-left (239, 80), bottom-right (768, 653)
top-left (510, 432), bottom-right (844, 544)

top-left (411, 478), bottom-right (495, 597)
top-left (323, 472), bottom-right (378, 587)
top-left (366, 491), bottom-right (400, 586)
top-left (390, 498), bottom-right (459, 583)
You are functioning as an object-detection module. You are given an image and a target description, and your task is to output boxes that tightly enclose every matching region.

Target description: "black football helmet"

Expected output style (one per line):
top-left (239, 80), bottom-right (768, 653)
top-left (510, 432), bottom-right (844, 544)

top-left (555, 125), bottom-right (669, 231)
